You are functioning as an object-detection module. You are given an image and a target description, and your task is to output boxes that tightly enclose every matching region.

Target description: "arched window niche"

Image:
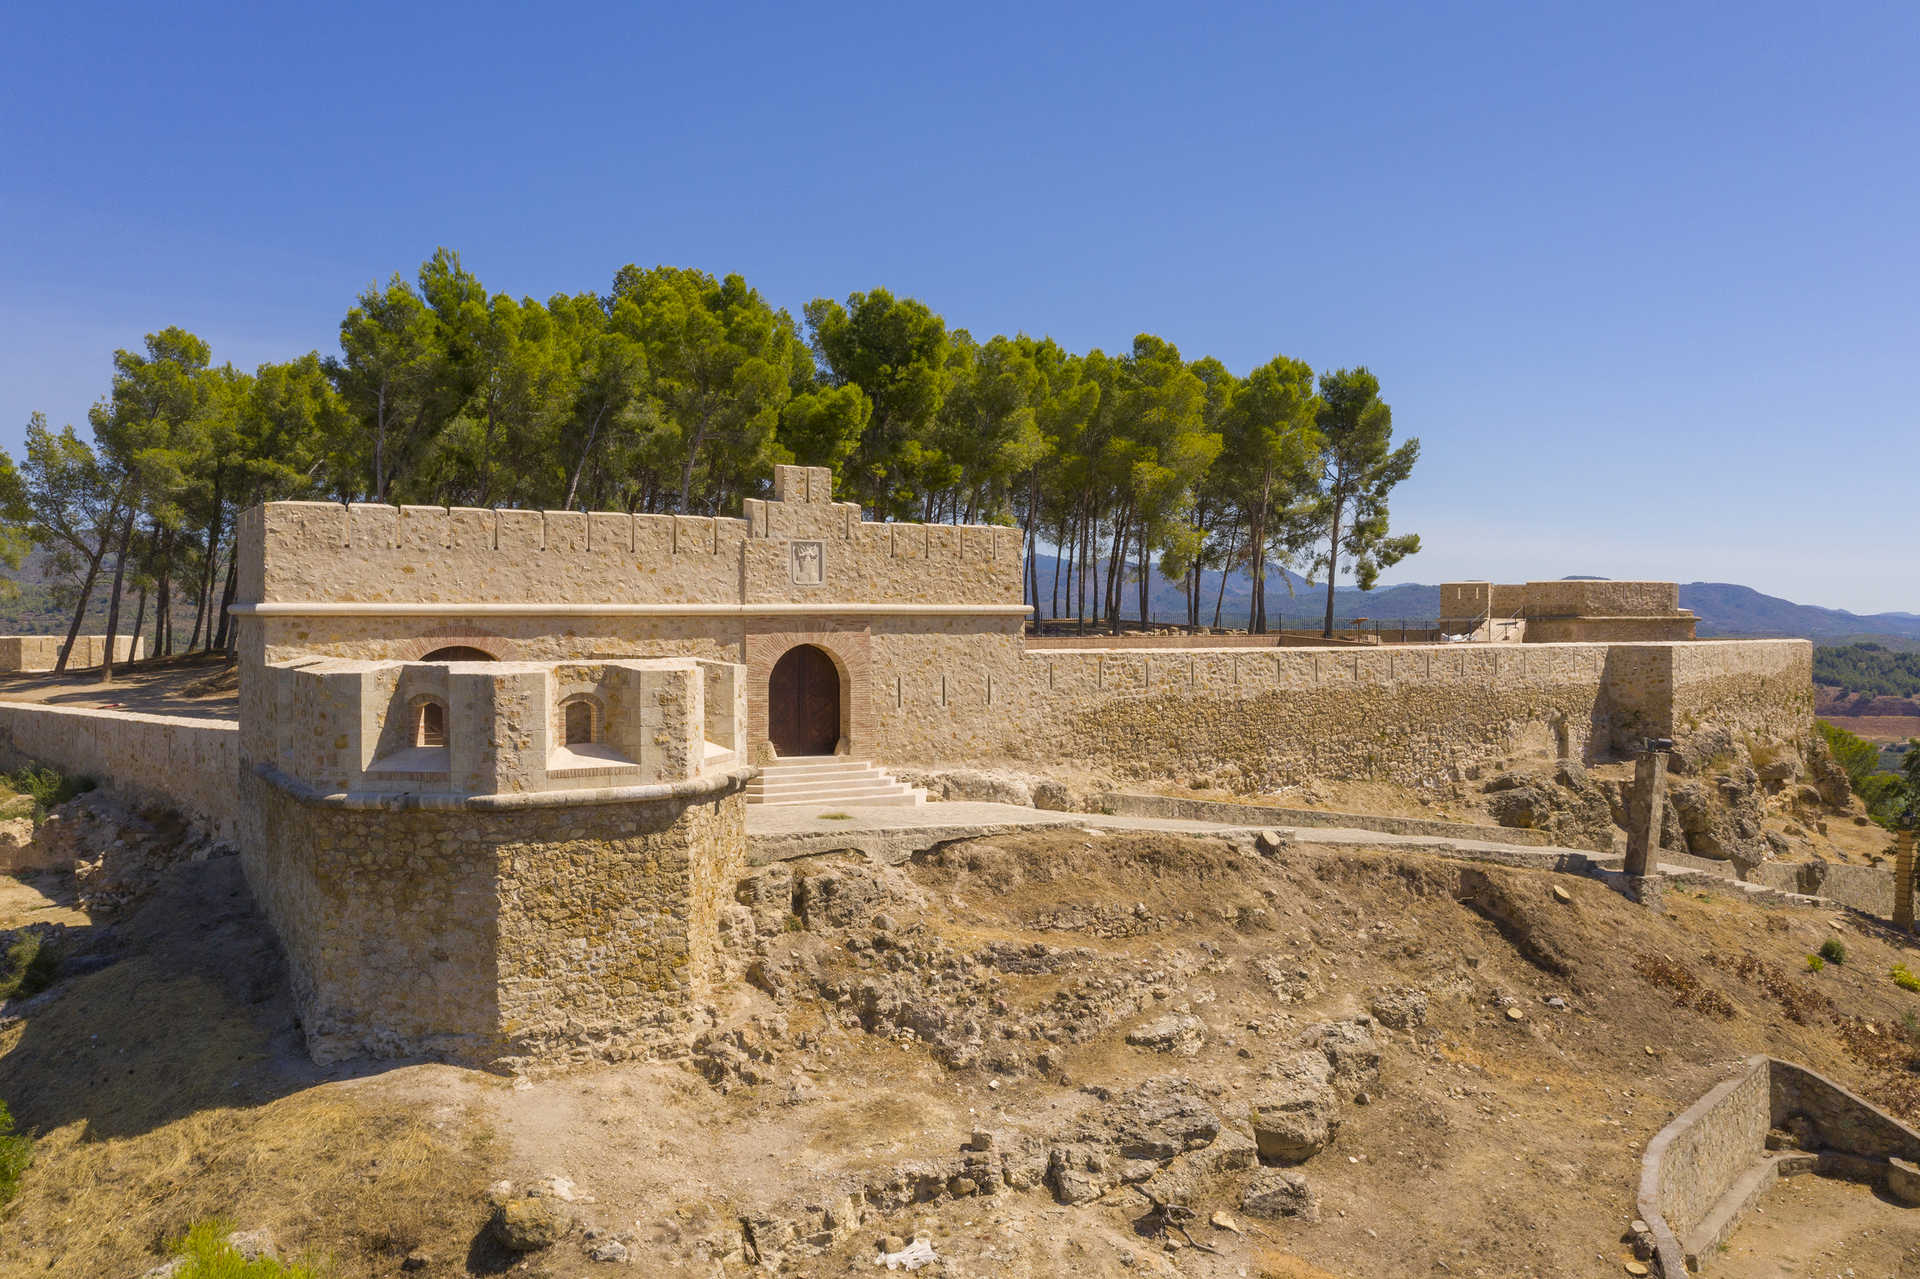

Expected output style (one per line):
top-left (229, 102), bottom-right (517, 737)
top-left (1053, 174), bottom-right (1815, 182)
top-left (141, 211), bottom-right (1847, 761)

top-left (415, 698), bottom-right (447, 749)
top-left (548, 692), bottom-right (635, 775)
top-left (562, 697), bottom-right (597, 747)
top-left (368, 693), bottom-right (452, 780)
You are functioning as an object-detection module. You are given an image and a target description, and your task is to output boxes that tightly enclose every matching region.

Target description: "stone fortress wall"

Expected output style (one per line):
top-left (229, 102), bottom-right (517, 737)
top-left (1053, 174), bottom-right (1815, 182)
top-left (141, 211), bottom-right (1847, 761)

top-left (0, 461), bottom-right (1772, 1069)
top-left (857, 630), bottom-right (1809, 789)
top-left (0, 702), bottom-right (238, 838)
top-left (234, 465), bottom-right (1807, 790)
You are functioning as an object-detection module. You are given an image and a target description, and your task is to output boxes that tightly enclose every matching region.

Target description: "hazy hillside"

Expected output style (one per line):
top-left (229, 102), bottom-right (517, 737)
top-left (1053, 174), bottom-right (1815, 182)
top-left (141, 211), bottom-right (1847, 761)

top-left (1027, 554), bottom-right (1918, 642)
top-left (1679, 582), bottom-right (1920, 642)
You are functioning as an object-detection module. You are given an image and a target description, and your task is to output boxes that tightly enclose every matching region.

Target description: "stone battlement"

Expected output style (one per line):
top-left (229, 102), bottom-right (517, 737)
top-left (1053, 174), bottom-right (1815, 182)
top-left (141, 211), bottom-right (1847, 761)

top-left (237, 464), bottom-right (1024, 610)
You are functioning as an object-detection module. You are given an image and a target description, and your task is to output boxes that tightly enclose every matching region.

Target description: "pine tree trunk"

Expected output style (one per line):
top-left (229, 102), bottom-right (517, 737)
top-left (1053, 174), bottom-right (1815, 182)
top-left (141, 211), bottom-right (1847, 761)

top-left (1322, 501), bottom-right (1343, 638)
top-left (213, 552), bottom-right (240, 651)
top-left (56, 537), bottom-right (110, 674)
top-left (1212, 524), bottom-right (1236, 630)
top-left (98, 510), bottom-right (136, 683)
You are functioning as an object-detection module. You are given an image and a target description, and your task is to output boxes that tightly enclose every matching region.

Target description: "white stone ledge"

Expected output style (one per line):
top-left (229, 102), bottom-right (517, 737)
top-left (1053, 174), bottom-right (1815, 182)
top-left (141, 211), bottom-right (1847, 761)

top-left (230, 602), bottom-right (1034, 618)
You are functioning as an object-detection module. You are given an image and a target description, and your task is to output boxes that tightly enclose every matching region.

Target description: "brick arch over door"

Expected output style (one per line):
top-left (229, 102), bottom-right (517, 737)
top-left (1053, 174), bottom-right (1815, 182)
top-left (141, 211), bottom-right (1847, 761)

top-left (391, 630), bottom-right (525, 662)
top-left (744, 623), bottom-right (871, 764)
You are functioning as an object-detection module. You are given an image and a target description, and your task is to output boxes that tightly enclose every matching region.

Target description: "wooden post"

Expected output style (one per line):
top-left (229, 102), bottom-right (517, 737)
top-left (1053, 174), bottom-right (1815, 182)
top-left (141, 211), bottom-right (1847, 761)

top-left (1624, 747), bottom-right (1668, 878)
top-left (1896, 829), bottom-right (1916, 933)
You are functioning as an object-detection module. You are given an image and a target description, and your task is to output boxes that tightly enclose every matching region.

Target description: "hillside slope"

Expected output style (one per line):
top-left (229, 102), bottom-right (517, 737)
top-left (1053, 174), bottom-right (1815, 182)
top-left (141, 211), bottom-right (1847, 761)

top-left (6, 813), bottom-right (1920, 1276)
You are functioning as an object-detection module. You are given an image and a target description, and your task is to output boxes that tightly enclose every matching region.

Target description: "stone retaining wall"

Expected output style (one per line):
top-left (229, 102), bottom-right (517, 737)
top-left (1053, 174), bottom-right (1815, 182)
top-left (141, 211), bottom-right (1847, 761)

top-left (1638, 1056), bottom-right (1920, 1275)
top-left (0, 702), bottom-right (238, 840)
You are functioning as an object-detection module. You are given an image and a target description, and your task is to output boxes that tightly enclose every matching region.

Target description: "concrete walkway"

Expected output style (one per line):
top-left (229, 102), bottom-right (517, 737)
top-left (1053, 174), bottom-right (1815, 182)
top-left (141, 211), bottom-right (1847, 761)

top-left (745, 796), bottom-right (1607, 872)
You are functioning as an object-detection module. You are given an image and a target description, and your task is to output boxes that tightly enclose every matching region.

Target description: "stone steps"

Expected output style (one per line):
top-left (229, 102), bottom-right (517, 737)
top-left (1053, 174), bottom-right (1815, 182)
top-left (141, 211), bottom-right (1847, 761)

top-left (746, 758), bottom-right (925, 808)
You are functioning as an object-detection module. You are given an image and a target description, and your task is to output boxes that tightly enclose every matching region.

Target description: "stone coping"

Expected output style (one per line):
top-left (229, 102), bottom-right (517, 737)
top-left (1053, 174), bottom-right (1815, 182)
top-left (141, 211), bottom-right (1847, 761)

top-left (230, 601), bottom-right (1033, 617)
top-left (253, 761), bottom-right (754, 811)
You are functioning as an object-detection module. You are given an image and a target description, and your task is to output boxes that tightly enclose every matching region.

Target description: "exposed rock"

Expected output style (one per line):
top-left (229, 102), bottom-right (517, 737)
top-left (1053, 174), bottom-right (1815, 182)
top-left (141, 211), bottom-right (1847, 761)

top-left (1126, 1014), bottom-right (1205, 1056)
top-left (1804, 733), bottom-right (1855, 810)
top-left (1482, 764), bottom-right (1615, 851)
top-left (1249, 1053), bottom-right (1338, 1163)
top-left (735, 864), bottom-right (795, 934)
top-left (492, 1195), bottom-right (571, 1251)
top-left (1254, 956), bottom-right (1318, 1004)
top-left (1088, 1075), bottom-right (1223, 1161)
top-left (1241, 1168), bottom-right (1320, 1220)
top-left (585, 1239), bottom-right (630, 1263)
top-left (794, 861), bottom-right (921, 930)
top-left (1047, 1146), bottom-right (1109, 1205)
top-left (1139, 1129), bottom-right (1258, 1208)
top-left (1367, 985), bottom-right (1429, 1031)
top-left (1296, 1016), bottom-right (1382, 1096)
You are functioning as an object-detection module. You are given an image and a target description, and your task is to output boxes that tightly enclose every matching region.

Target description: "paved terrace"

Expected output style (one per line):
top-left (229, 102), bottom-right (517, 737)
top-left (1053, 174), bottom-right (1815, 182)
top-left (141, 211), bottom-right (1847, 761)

top-left (745, 797), bottom-right (1613, 871)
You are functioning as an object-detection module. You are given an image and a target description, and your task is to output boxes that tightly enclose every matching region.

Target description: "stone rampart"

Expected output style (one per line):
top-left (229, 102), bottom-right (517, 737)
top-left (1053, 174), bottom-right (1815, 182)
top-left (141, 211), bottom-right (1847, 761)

top-left (0, 702), bottom-right (238, 839)
top-left (867, 638), bottom-right (1809, 791)
top-left (243, 652), bottom-right (756, 1068)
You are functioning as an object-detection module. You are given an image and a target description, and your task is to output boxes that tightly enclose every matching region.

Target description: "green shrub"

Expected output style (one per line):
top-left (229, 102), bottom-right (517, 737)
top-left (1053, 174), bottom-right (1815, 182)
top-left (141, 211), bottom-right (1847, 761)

top-left (167, 1221), bottom-right (326, 1278)
top-left (1805, 954), bottom-right (1825, 973)
top-left (0, 1101), bottom-right (31, 1206)
top-left (1893, 963), bottom-right (1920, 993)
top-left (0, 765), bottom-right (94, 818)
top-left (0, 933), bottom-right (59, 1002)
top-left (1819, 937), bottom-right (1849, 965)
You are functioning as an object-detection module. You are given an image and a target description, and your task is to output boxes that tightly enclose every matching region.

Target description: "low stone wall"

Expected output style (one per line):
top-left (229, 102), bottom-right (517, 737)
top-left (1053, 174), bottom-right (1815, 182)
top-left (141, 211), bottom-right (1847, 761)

top-left (1086, 790), bottom-right (1565, 847)
top-left (0, 634), bottom-right (144, 671)
top-left (1751, 860), bottom-right (1900, 918)
top-left (0, 702), bottom-right (238, 840)
top-left (1647, 849), bottom-right (1904, 923)
top-left (246, 769), bottom-right (749, 1069)
top-left (1637, 1056), bottom-right (1920, 1275)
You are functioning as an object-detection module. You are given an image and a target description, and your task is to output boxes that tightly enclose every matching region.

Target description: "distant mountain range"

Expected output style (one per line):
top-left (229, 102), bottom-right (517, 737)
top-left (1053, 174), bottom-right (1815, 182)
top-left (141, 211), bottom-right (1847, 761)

top-left (1027, 554), bottom-right (1920, 645)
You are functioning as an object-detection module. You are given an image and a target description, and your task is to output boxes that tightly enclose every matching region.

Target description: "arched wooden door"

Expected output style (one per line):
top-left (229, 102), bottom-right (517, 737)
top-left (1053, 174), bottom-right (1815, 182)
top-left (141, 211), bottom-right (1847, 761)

top-left (768, 645), bottom-right (841, 756)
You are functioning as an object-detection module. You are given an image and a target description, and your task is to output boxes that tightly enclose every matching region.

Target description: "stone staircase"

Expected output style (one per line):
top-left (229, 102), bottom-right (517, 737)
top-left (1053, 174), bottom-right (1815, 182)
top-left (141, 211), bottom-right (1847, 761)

top-left (745, 757), bottom-right (926, 808)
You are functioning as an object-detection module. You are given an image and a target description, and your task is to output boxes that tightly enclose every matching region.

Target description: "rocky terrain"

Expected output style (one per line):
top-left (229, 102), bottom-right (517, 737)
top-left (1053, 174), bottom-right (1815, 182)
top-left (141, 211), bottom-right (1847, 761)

top-left (4, 789), bottom-right (1920, 1276)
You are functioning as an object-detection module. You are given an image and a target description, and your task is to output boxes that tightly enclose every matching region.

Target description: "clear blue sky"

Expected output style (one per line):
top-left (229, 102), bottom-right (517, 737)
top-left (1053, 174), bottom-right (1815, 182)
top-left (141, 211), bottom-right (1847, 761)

top-left (3, 2), bottom-right (1915, 612)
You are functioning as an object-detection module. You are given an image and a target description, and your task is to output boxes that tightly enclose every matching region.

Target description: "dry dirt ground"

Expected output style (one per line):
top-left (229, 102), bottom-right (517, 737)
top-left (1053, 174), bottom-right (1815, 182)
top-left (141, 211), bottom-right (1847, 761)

top-left (0, 651), bottom-right (238, 719)
top-left (7, 820), bottom-right (1920, 1277)
top-left (1712, 1172), bottom-right (1920, 1277)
